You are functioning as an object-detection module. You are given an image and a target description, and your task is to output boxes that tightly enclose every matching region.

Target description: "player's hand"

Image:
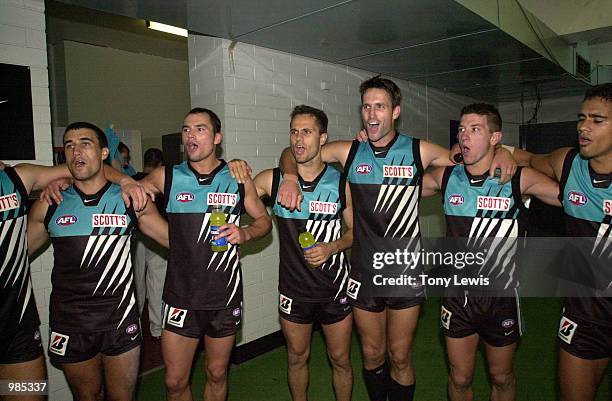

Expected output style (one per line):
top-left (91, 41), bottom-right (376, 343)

top-left (355, 129), bottom-right (368, 142)
top-left (491, 147), bottom-right (516, 184)
top-left (40, 178), bottom-right (71, 205)
top-left (120, 181), bottom-right (150, 211)
top-left (304, 242), bottom-right (334, 268)
top-left (228, 159), bottom-right (252, 184)
top-left (277, 175), bottom-right (302, 211)
top-left (450, 143), bottom-right (463, 164)
top-left (215, 223), bottom-right (250, 245)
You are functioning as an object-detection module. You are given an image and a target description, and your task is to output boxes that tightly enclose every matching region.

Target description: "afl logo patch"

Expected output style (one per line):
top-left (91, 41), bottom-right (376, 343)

top-left (56, 215), bottom-right (77, 226)
top-left (567, 191), bottom-right (587, 206)
top-left (232, 307), bottom-right (241, 317)
top-left (355, 164), bottom-right (372, 174)
top-left (126, 324), bottom-right (138, 335)
top-left (448, 194), bottom-right (464, 206)
top-left (176, 192), bottom-right (195, 203)
top-left (501, 319), bottom-right (515, 329)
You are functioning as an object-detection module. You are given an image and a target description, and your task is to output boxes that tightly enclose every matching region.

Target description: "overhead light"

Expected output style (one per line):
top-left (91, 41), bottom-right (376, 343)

top-left (146, 21), bottom-right (187, 37)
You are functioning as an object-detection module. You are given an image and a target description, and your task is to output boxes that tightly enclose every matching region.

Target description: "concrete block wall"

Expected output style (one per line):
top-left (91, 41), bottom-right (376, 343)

top-left (0, 0), bottom-right (71, 399)
top-left (188, 35), bottom-right (477, 344)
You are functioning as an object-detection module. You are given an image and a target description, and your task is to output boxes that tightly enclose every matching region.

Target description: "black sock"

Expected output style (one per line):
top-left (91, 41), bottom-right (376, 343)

top-left (388, 377), bottom-right (415, 401)
top-left (363, 363), bottom-right (389, 401)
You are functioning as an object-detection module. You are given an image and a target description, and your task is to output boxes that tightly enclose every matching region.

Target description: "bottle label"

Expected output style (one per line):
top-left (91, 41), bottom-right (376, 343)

top-left (210, 225), bottom-right (228, 247)
top-left (302, 244), bottom-right (316, 252)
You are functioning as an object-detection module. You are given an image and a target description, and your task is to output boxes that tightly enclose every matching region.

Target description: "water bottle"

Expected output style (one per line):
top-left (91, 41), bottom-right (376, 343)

top-left (210, 205), bottom-right (228, 252)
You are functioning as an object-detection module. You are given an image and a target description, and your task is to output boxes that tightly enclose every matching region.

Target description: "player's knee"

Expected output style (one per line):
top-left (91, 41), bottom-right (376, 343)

top-left (205, 362), bottom-right (228, 385)
top-left (165, 372), bottom-right (190, 395)
top-left (287, 346), bottom-right (310, 368)
top-left (70, 381), bottom-right (103, 401)
top-left (106, 391), bottom-right (132, 401)
top-left (490, 371), bottom-right (515, 392)
top-left (387, 347), bottom-right (411, 371)
top-left (327, 349), bottom-right (351, 372)
top-left (361, 342), bottom-right (385, 366)
top-left (449, 370), bottom-right (473, 392)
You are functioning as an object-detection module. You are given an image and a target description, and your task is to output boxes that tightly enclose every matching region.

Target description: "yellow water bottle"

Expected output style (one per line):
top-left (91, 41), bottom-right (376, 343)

top-left (299, 231), bottom-right (318, 268)
top-left (299, 231), bottom-right (316, 251)
top-left (210, 205), bottom-right (228, 252)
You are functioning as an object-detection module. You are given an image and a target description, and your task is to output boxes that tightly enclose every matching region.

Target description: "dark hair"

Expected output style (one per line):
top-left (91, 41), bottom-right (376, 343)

top-left (359, 75), bottom-right (402, 108)
top-left (118, 142), bottom-right (129, 153)
top-left (460, 103), bottom-right (502, 132)
top-left (584, 83), bottom-right (612, 102)
top-left (143, 148), bottom-right (164, 167)
top-left (64, 122), bottom-right (108, 148)
top-left (186, 107), bottom-right (222, 133)
top-left (290, 105), bottom-right (328, 133)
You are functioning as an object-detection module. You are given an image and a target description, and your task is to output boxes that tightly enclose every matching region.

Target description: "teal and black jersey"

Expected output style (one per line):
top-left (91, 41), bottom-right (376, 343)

top-left (45, 182), bottom-right (137, 332)
top-left (441, 165), bottom-right (527, 291)
top-left (0, 167), bottom-right (38, 335)
top-left (164, 160), bottom-right (245, 310)
top-left (345, 133), bottom-right (423, 276)
top-left (559, 148), bottom-right (611, 326)
top-left (442, 165), bottom-right (527, 237)
top-left (271, 165), bottom-right (350, 302)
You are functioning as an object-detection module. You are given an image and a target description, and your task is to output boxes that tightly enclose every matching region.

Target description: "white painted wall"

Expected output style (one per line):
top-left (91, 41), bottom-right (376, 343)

top-left (0, 1), bottom-right (72, 399)
top-left (188, 35), bottom-right (478, 344)
top-left (62, 40), bottom-right (190, 153)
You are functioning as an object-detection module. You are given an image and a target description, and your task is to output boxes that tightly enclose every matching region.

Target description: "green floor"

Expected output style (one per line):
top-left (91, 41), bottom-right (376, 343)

top-left (136, 298), bottom-right (610, 400)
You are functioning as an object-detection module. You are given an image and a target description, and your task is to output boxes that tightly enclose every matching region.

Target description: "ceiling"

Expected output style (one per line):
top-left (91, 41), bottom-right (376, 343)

top-left (52, 0), bottom-right (590, 102)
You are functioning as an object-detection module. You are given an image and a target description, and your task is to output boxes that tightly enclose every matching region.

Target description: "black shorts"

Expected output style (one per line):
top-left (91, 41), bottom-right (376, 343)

top-left (346, 277), bottom-right (424, 312)
top-left (558, 314), bottom-right (612, 360)
top-left (441, 292), bottom-right (522, 347)
top-left (278, 293), bottom-right (351, 325)
top-left (0, 309), bottom-right (43, 364)
top-left (162, 303), bottom-right (242, 338)
top-left (48, 320), bottom-right (141, 365)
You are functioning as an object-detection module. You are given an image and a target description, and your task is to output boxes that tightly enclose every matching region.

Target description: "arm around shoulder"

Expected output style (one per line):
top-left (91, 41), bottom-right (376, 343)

top-left (242, 178), bottom-right (272, 241)
top-left (136, 201), bottom-right (169, 248)
top-left (27, 199), bottom-right (50, 256)
top-left (520, 167), bottom-right (562, 207)
top-left (253, 169), bottom-right (273, 199)
top-left (141, 165), bottom-right (166, 196)
top-left (515, 147), bottom-right (570, 181)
